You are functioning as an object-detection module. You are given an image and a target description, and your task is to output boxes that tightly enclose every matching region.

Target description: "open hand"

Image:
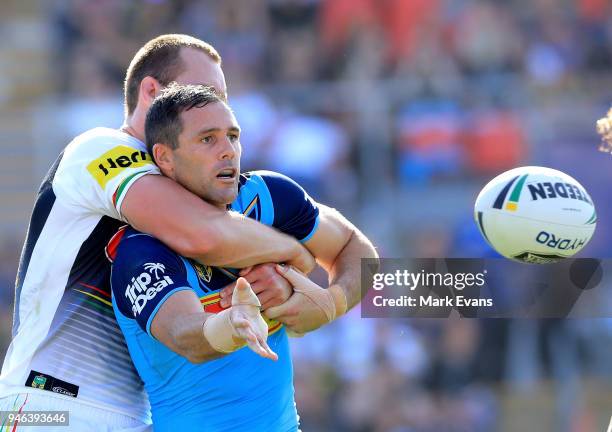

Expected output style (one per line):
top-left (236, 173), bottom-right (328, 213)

top-left (229, 277), bottom-right (278, 361)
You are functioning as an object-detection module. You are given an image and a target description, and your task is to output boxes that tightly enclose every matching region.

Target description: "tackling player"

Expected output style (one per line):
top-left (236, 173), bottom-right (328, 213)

top-left (109, 84), bottom-right (377, 431)
top-left (0, 35), bottom-right (314, 431)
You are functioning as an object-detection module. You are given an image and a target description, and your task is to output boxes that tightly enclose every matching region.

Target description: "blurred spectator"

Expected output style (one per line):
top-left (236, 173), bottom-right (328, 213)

top-left (462, 109), bottom-right (527, 176)
top-left (450, 1), bottom-right (524, 76)
top-left (524, 0), bottom-right (580, 86)
top-left (265, 111), bottom-right (350, 198)
top-left (379, 0), bottom-right (443, 67)
top-left (319, 0), bottom-right (379, 63)
top-left (396, 99), bottom-right (464, 184)
top-left (230, 88), bottom-right (279, 170)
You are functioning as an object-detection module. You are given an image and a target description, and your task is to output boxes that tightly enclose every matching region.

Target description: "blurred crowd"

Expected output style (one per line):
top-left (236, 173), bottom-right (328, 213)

top-left (49, 0), bottom-right (612, 184)
top-left (2, 0), bottom-right (612, 430)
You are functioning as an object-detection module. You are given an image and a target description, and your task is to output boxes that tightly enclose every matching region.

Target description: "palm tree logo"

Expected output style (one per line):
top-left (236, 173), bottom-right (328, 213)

top-left (144, 262), bottom-right (166, 279)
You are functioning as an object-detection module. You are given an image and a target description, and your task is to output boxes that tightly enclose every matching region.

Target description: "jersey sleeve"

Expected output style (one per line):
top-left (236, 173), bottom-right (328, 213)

top-left (258, 170), bottom-right (320, 242)
top-left (111, 231), bottom-right (193, 337)
top-left (53, 128), bottom-right (160, 222)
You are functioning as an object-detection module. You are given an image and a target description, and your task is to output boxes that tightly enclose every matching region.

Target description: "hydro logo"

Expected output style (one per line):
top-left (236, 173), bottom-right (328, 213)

top-left (125, 262), bottom-right (174, 316)
top-left (535, 231), bottom-right (588, 251)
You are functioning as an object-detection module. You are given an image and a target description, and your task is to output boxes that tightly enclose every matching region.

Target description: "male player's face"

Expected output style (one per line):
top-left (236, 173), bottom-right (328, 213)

top-left (170, 101), bottom-right (241, 208)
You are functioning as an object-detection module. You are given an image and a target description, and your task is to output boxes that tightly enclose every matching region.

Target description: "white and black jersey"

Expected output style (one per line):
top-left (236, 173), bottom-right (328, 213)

top-left (0, 128), bottom-right (159, 422)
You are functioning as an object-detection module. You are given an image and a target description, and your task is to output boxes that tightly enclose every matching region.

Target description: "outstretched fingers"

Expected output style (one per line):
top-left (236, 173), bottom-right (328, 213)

top-left (232, 316), bottom-right (277, 361)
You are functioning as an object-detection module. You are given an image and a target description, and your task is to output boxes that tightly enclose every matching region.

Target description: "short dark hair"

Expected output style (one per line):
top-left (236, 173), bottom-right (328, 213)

top-left (124, 34), bottom-right (221, 116)
top-left (145, 84), bottom-right (224, 158)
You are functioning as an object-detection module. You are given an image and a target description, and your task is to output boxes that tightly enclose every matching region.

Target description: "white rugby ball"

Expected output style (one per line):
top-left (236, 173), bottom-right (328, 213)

top-left (474, 166), bottom-right (596, 263)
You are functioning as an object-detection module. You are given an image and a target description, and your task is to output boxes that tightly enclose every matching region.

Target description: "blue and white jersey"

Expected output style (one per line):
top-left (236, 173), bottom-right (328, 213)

top-left (110, 171), bottom-right (319, 432)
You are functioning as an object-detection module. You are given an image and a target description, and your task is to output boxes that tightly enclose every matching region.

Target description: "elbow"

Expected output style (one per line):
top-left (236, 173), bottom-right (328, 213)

top-left (174, 344), bottom-right (212, 364)
top-left (370, 246), bottom-right (381, 271)
top-left (169, 330), bottom-right (218, 364)
top-left (185, 351), bottom-right (211, 364)
top-left (164, 318), bottom-right (209, 364)
top-left (183, 347), bottom-right (221, 364)
top-left (354, 229), bottom-right (380, 269)
top-left (358, 230), bottom-right (380, 274)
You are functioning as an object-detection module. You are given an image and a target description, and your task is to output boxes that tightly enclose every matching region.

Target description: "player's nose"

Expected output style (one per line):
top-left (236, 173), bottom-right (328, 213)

top-left (219, 136), bottom-right (236, 160)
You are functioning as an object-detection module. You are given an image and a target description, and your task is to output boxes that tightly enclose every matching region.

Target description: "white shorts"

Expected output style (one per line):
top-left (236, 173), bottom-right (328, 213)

top-left (0, 392), bottom-right (151, 432)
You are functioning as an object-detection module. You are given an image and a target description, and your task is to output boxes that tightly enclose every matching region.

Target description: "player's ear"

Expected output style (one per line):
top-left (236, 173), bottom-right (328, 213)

top-left (152, 143), bottom-right (175, 179)
top-left (139, 76), bottom-right (162, 109)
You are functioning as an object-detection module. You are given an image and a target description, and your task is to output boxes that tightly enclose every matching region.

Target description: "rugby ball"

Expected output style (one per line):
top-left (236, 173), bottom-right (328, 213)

top-left (474, 166), bottom-right (596, 263)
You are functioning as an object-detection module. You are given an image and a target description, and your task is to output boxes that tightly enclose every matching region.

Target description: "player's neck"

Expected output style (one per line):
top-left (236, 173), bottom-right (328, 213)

top-left (121, 114), bottom-right (146, 143)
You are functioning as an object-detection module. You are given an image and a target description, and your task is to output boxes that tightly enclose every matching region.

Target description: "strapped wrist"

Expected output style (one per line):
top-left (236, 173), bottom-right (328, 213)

top-left (328, 284), bottom-right (348, 317)
top-left (202, 309), bottom-right (245, 353)
top-left (293, 283), bottom-right (336, 322)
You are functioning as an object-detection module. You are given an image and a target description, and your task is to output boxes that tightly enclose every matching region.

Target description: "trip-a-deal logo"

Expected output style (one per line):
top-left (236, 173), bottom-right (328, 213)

top-left (125, 262), bottom-right (174, 316)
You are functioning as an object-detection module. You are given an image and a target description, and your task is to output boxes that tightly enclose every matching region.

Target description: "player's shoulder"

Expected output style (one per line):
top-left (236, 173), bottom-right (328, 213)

top-left (239, 170), bottom-right (319, 237)
top-left (109, 227), bottom-right (180, 267)
top-left (244, 169), bottom-right (290, 181)
top-left (69, 127), bottom-right (132, 147)
top-left (110, 226), bottom-right (191, 324)
top-left (110, 226), bottom-right (190, 296)
top-left (242, 170), bottom-right (302, 191)
top-left (238, 170), bottom-right (310, 209)
top-left (57, 126), bottom-right (152, 185)
top-left (109, 227), bottom-right (188, 294)
top-left (65, 127), bottom-right (147, 158)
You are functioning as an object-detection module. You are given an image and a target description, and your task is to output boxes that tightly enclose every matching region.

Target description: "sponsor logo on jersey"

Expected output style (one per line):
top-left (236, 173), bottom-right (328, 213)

top-left (193, 262), bottom-right (212, 283)
top-left (87, 145), bottom-right (153, 188)
top-left (32, 375), bottom-right (47, 389)
top-left (26, 371), bottom-right (79, 397)
top-left (527, 182), bottom-right (592, 204)
top-left (125, 262), bottom-right (174, 316)
top-left (52, 386), bottom-right (77, 397)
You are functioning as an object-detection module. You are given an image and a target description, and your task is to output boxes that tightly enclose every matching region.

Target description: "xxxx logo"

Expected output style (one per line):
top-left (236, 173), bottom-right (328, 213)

top-left (87, 145), bottom-right (153, 188)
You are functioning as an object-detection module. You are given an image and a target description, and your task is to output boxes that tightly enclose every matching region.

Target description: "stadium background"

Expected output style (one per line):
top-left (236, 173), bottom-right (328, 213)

top-left (1, 0), bottom-right (612, 430)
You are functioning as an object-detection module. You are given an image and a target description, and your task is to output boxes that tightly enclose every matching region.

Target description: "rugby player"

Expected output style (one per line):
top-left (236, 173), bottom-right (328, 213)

top-left (597, 108), bottom-right (612, 153)
top-left (0, 35), bottom-right (314, 431)
top-left (108, 84), bottom-right (377, 431)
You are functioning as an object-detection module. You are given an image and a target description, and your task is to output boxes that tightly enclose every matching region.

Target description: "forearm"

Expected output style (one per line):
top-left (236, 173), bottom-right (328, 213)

top-left (327, 228), bottom-right (379, 310)
top-left (187, 211), bottom-right (310, 269)
top-left (151, 280), bottom-right (275, 362)
top-left (163, 312), bottom-right (223, 364)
